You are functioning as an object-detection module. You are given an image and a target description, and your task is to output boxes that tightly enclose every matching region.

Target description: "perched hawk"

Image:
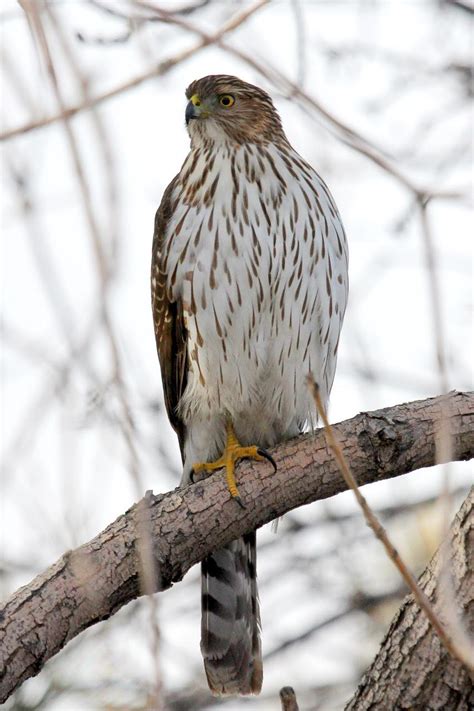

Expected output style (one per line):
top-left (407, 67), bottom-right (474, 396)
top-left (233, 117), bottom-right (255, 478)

top-left (151, 75), bottom-right (348, 696)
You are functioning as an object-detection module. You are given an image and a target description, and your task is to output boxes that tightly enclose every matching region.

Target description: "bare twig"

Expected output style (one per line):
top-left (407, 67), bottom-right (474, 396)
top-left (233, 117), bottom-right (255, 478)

top-left (265, 587), bottom-right (405, 661)
top-left (127, 0), bottom-right (470, 207)
top-left (345, 487), bottom-right (474, 709)
top-left (3, 0), bottom-right (468, 215)
top-left (417, 201), bottom-right (472, 662)
top-left (0, 0), bottom-right (269, 141)
top-left (45, 4), bottom-right (120, 268)
top-left (307, 375), bottom-right (474, 672)
top-left (443, 0), bottom-right (474, 15)
top-left (418, 201), bottom-right (450, 395)
top-left (18, 3), bottom-right (163, 703)
top-left (290, 0), bottom-right (306, 89)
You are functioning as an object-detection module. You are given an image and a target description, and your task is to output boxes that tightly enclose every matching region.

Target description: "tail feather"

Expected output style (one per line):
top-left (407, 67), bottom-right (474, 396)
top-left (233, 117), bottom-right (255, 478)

top-left (201, 532), bottom-right (262, 695)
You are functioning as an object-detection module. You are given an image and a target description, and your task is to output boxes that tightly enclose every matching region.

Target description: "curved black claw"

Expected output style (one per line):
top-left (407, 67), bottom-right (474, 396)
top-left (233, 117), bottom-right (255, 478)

top-left (257, 448), bottom-right (277, 473)
top-left (234, 495), bottom-right (246, 509)
top-left (189, 469), bottom-right (196, 484)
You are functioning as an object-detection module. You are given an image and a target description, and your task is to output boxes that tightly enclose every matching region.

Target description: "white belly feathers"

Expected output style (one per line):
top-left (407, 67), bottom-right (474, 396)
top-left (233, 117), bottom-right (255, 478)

top-left (162, 141), bottom-right (348, 438)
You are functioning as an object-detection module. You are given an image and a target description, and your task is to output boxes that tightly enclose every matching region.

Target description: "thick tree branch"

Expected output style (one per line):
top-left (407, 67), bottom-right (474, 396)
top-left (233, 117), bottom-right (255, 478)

top-left (1, 391), bottom-right (473, 702)
top-left (345, 486), bottom-right (474, 710)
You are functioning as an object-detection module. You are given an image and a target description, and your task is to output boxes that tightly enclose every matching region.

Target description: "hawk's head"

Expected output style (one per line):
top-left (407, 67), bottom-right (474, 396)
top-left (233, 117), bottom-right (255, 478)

top-left (184, 75), bottom-right (285, 146)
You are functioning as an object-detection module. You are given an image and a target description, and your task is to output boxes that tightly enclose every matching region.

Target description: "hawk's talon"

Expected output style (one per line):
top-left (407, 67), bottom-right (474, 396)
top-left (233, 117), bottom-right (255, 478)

top-left (257, 448), bottom-right (277, 473)
top-left (191, 422), bottom-right (274, 504)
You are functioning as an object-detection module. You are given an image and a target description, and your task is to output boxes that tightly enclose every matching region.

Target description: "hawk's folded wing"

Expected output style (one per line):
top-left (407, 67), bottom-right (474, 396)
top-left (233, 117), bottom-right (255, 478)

top-left (151, 176), bottom-right (188, 459)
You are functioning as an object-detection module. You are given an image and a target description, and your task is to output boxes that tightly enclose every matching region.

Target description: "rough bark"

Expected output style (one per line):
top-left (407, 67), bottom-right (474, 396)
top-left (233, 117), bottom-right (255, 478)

top-left (1, 391), bottom-right (473, 702)
top-left (346, 487), bottom-right (474, 710)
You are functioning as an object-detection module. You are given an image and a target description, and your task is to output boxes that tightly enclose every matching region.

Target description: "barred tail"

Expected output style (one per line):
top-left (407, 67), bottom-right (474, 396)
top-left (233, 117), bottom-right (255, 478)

top-left (201, 532), bottom-right (262, 696)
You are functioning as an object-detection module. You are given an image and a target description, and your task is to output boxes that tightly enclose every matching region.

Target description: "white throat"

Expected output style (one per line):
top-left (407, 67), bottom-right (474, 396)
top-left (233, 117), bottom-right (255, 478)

top-left (188, 118), bottom-right (230, 149)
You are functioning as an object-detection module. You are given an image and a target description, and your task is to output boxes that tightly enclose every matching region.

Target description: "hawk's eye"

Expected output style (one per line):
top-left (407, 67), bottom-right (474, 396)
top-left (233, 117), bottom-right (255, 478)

top-left (219, 94), bottom-right (235, 107)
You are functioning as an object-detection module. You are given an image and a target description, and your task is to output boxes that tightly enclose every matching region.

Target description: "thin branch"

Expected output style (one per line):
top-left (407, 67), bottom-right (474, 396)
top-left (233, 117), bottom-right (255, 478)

top-left (265, 587), bottom-right (406, 662)
top-left (19, 5), bottom-right (163, 703)
top-left (3, 0), bottom-right (468, 211)
top-left (0, 0), bottom-right (269, 141)
top-left (134, 0), bottom-right (389, 159)
top-left (1, 392), bottom-right (473, 702)
top-left (126, 1), bottom-right (469, 204)
top-left (290, 0), bottom-right (306, 89)
top-left (308, 376), bottom-right (473, 672)
top-left (345, 486), bottom-right (474, 709)
top-left (443, 0), bottom-right (474, 15)
top-left (19, 0), bottom-right (142, 493)
top-left (418, 201), bottom-right (450, 395)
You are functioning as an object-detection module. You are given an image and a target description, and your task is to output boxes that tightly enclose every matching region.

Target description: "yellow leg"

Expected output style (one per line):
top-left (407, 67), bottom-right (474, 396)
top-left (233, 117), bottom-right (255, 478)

top-left (192, 421), bottom-right (276, 507)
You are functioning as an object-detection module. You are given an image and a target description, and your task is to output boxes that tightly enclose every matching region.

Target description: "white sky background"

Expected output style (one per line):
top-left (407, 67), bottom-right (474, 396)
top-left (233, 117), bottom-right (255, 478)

top-left (1, 1), bottom-right (473, 709)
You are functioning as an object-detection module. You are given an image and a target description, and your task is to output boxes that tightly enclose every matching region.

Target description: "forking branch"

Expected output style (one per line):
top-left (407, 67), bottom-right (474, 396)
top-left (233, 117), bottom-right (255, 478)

top-left (1, 391), bottom-right (473, 703)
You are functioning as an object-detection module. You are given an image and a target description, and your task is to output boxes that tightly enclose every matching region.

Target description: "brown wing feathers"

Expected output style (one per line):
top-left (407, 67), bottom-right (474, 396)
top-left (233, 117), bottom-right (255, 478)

top-left (151, 176), bottom-right (188, 458)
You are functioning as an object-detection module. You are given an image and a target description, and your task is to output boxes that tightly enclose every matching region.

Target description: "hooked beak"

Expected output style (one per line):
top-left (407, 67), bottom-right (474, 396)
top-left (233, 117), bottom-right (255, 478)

top-left (185, 100), bottom-right (197, 125)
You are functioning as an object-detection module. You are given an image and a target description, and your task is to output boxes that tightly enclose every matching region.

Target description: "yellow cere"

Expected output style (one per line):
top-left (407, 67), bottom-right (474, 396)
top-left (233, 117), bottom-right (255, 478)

top-left (190, 94), bottom-right (201, 107)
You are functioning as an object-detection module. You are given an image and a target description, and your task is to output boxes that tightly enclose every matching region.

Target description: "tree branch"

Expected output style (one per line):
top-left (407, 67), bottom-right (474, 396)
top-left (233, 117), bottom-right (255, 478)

top-left (310, 376), bottom-right (472, 669)
top-left (345, 486), bottom-right (474, 710)
top-left (1, 391), bottom-right (473, 702)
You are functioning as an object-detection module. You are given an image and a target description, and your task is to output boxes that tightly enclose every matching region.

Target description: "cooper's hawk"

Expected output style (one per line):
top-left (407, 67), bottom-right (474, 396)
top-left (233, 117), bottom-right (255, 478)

top-left (151, 75), bottom-right (348, 696)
